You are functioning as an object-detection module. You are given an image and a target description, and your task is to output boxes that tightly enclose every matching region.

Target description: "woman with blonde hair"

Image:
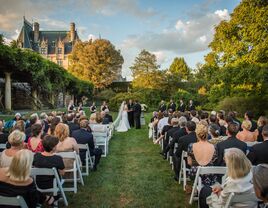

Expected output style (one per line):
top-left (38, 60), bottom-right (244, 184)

top-left (0, 149), bottom-right (40, 207)
top-left (12, 119), bottom-right (25, 133)
top-left (237, 120), bottom-right (255, 142)
top-left (255, 116), bottom-right (268, 142)
top-left (55, 123), bottom-right (79, 169)
top-left (201, 148), bottom-right (257, 208)
top-left (187, 123), bottom-right (218, 192)
top-left (0, 130), bottom-right (25, 167)
top-left (89, 113), bottom-right (97, 124)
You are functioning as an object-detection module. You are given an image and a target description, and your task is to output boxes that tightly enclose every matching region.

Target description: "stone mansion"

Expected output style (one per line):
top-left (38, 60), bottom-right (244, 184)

top-left (17, 17), bottom-right (79, 69)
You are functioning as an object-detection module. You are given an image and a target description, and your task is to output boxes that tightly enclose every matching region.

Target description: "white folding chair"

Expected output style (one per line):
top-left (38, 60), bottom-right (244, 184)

top-left (77, 144), bottom-right (94, 176)
top-left (93, 132), bottom-right (109, 157)
top-left (56, 151), bottom-right (84, 193)
top-left (168, 136), bottom-right (173, 164)
top-left (224, 192), bottom-right (259, 208)
top-left (0, 195), bottom-right (28, 208)
top-left (31, 167), bottom-right (68, 206)
top-left (178, 151), bottom-right (189, 190)
top-left (189, 166), bottom-right (227, 205)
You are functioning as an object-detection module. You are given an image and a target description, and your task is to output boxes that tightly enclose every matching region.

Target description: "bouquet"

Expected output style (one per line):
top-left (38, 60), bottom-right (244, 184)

top-left (141, 104), bottom-right (148, 112)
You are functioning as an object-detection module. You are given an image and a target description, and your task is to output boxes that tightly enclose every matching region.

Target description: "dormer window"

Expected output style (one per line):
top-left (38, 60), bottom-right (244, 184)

top-left (41, 48), bottom-right (46, 54)
top-left (57, 47), bottom-right (62, 54)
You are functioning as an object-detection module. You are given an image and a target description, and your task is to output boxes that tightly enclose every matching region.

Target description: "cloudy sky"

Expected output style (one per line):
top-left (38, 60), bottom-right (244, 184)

top-left (0, 0), bottom-right (240, 80)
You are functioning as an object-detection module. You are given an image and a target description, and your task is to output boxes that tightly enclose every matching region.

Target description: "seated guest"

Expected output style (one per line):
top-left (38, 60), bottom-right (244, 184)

top-left (27, 124), bottom-right (44, 153)
top-left (252, 164), bottom-right (268, 205)
top-left (47, 116), bottom-right (61, 135)
top-left (166, 116), bottom-right (188, 156)
top-left (89, 113), bottom-right (97, 124)
top-left (66, 114), bottom-right (80, 136)
top-left (208, 124), bottom-right (227, 145)
top-left (228, 111), bottom-right (241, 130)
top-left (0, 149), bottom-right (41, 207)
top-left (190, 110), bottom-right (199, 124)
top-left (25, 114), bottom-right (39, 142)
top-left (217, 111), bottom-right (227, 136)
top-left (0, 120), bottom-right (8, 145)
top-left (40, 112), bottom-right (49, 133)
top-left (154, 116), bottom-right (173, 144)
top-left (157, 111), bottom-right (169, 134)
top-left (216, 122), bottom-right (247, 166)
top-left (162, 117), bottom-right (180, 159)
top-left (173, 121), bottom-right (197, 181)
top-left (237, 120), bottom-right (256, 142)
top-left (187, 123), bottom-right (217, 190)
top-left (255, 116), bottom-right (268, 142)
top-left (200, 148), bottom-right (257, 208)
top-left (95, 112), bottom-right (103, 124)
top-left (55, 123), bottom-right (79, 169)
top-left (12, 120), bottom-right (25, 133)
top-left (72, 120), bottom-right (102, 171)
top-left (0, 130), bottom-right (25, 167)
top-left (248, 125), bottom-right (268, 165)
top-left (33, 135), bottom-right (65, 189)
top-left (102, 109), bottom-right (113, 124)
top-left (245, 111), bottom-right (257, 132)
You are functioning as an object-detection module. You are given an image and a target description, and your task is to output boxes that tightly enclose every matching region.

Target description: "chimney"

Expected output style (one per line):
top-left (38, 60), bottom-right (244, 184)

top-left (33, 22), bottom-right (39, 42)
top-left (70, 22), bottom-right (75, 42)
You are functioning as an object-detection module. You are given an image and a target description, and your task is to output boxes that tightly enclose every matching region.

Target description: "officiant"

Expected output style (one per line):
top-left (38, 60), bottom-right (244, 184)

top-left (127, 99), bottom-right (135, 127)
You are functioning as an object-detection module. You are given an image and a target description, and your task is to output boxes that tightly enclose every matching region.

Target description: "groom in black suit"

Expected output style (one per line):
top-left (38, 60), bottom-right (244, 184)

top-left (133, 100), bottom-right (142, 129)
top-left (127, 99), bottom-right (135, 127)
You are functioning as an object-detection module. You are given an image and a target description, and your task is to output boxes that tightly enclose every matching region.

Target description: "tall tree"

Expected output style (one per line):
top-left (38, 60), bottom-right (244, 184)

top-left (130, 50), bottom-right (165, 89)
top-left (168, 57), bottom-right (191, 80)
top-left (69, 39), bottom-right (124, 89)
top-left (207, 0), bottom-right (268, 66)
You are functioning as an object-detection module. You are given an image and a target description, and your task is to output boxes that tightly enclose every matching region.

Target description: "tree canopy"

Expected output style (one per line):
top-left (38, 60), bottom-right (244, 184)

top-left (168, 57), bottom-right (190, 81)
top-left (68, 39), bottom-right (124, 89)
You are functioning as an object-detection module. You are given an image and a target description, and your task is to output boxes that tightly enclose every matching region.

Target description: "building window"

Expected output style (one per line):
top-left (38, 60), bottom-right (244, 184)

top-left (41, 48), bottom-right (46, 54)
top-left (57, 59), bottom-right (63, 66)
top-left (57, 47), bottom-right (62, 54)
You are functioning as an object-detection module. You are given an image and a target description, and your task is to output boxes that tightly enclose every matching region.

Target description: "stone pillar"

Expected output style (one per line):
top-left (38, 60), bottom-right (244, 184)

top-left (5, 72), bottom-right (12, 111)
top-left (32, 89), bottom-right (38, 110)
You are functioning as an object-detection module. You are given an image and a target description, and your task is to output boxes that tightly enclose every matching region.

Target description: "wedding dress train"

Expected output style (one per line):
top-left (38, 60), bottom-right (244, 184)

top-left (114, 102), bottom-right (130, 132)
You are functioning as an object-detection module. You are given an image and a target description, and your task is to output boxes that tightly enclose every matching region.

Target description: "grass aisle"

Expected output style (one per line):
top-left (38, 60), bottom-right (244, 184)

top-left (68, 113), bottom-right (196, 208)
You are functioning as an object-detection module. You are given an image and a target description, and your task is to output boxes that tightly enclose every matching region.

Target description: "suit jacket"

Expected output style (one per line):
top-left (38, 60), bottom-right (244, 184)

top-left (175, 132), bottom-right (197, 158)
top-left (247, 140), bottom-right (268, 165)
top-left (166, 126), bottom-right (181, 142)
top-left (68, 122), bottom-right (80, 136)
top-left (216, 136), bottom-right (247, 166)
top-left (105, 114), bottom-right (113, 123)
top-left (170, 127), bottom-right (187, 149)
top-left (249, 120), bottom-right (257, 132)
top-left (71, 128), bottom-right (95, 162)
top-left (178, 104), bottom-right (186, 112)
top-left (168, 103), bottom-right (176, 112)
top-left (159, 104), bottom-right (167, 112)
top-left (134, 103), bottom-right (142, 115)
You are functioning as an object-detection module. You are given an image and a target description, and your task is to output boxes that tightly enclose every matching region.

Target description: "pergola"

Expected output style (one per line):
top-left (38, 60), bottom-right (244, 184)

top-left (0, 69), bottom-right (32, 111)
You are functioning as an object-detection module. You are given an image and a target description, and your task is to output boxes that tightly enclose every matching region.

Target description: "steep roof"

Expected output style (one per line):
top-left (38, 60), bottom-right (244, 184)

top-left (17, 17), bottom-right (34, 49)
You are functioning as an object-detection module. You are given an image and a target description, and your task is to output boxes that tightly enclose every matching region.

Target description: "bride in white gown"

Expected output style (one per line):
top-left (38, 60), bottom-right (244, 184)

top-left (114, 101), bottom-right (130, 132)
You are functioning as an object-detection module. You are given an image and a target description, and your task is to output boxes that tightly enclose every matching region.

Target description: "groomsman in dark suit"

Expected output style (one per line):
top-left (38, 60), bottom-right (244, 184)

top-left (127, 99), bottom-right (135, 127)
top-left (168, 99), bottom-right (176, 112)
top-left (133, 100), bottom-right (142, 129)
top-left (158, 100), bottom-right (167, 112)
top-left (187, 100), bottom-right (195, 111)
top-left (178, 99), bottom-right (186, 112)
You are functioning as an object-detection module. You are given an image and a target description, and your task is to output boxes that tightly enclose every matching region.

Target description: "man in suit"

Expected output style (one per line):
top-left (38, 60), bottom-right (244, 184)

top-left (245, 111), bottom-right (257, 132)
top-left (187, 100), bottom-right (195, 111)
top-left (216, 122), bottom-right (247, 166)
top-left (173, 121), bottom-right (197, 181)
top-left (133, 100), bottom-right (142, 129)
top-left (101, 109), bottom-right (113, 124)
top-left (178, 99), bottom-right (186, 112)
top-left (72, 120), bottom-right (102, 171)
top-left (168, 99), bottom-right (176, 112)
top-left (162, 118), bottom-right (181, 159)
top-left (248, 125), bottom-right (268, 165)
top-left (67, 114), bottom-right (80, 136)
top-left (127, 99), bottom-right (135, 127)
top-left (167, 116), bottom-right (188, 156)
top-left (158, 100), bottom-right (167, 112)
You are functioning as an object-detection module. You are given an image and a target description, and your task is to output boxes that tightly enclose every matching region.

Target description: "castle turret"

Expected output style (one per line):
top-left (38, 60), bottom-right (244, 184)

top-left (70, 22), bottom-right (75, 42)
top-left (33, 22), bottom-right (39, 42)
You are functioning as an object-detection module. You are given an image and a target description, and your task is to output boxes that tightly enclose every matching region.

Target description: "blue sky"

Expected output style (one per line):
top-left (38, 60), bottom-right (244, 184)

top-left (0, 0), bottom-right (241, 80)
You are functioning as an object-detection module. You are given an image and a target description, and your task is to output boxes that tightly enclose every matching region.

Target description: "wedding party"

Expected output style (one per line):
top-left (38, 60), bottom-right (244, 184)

top-left (0, 0), bottom-right (268, 207)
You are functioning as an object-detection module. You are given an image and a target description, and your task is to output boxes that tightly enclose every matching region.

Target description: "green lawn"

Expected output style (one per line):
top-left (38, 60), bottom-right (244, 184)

top-left (67, 113), bottom-right (197, 208)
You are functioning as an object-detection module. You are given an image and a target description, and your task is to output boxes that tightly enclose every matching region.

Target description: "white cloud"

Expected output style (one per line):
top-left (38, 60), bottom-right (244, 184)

top-left (122, 9), bottom-right (230, 54)
top-left (152, 51), bottom-right (167, 65)
top-left (87, 34), bottom-right (97, 41)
